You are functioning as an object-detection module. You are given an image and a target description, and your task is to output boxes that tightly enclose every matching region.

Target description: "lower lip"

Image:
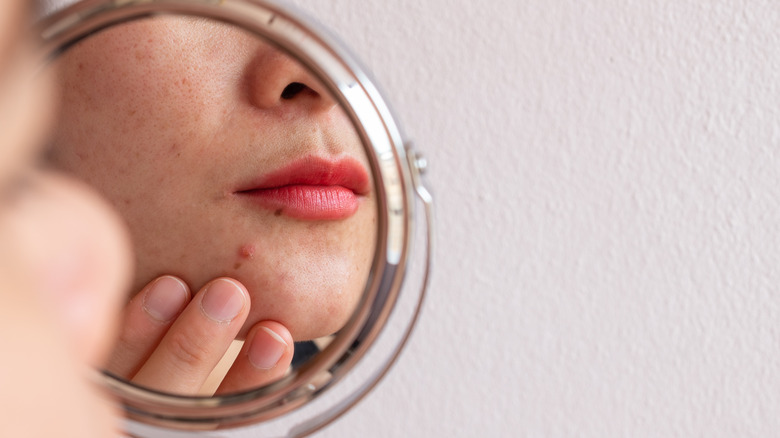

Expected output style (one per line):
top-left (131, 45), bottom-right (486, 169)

top-left (239, 185), bottom-right (360, 220)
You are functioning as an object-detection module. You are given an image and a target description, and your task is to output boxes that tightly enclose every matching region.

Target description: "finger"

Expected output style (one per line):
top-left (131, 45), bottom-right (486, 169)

top-left (131, 277), bottom-right (250, 394)
top-left (106, 275), bottom-right (191, 378)
top-left (216, 321), bottom-right (294, 395)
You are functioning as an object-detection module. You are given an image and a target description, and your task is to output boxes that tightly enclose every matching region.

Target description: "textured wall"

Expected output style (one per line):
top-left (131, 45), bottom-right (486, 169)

top-left (283, 1), bottom-right (780, 437)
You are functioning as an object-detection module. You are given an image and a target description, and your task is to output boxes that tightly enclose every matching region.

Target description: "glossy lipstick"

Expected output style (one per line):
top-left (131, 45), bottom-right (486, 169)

top-left (235, 156), bottom-right (370, 220)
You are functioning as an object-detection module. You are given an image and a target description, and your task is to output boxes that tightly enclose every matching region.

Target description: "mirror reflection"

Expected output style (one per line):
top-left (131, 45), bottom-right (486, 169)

top-left (45, 15), bottom-right (377, 396)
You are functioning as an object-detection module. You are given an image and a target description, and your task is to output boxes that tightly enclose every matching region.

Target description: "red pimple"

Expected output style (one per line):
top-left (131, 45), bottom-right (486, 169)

top-left (239, 244), bottom-right (256, 259)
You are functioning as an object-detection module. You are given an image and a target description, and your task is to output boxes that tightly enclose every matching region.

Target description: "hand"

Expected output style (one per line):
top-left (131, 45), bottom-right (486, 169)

top-left (106, 275), bottom-right (294, 395)
top-left (1, 172), bottom-right (133, 437)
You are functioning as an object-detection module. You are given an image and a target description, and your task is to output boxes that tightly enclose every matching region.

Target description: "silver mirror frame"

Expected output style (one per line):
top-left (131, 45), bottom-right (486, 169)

top-left (36, 0), bottom-right (432, 435)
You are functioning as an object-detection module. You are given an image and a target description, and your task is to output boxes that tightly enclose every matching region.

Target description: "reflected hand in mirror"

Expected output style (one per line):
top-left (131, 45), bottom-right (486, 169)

top-left (107, 275), bottom-right (294, 395)
top-left (45, 15), bottom-right (377, 395)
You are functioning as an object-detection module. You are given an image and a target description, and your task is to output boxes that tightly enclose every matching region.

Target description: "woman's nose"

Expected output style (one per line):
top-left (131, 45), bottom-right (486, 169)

top-left (246, 48), bottom-right (337, 113)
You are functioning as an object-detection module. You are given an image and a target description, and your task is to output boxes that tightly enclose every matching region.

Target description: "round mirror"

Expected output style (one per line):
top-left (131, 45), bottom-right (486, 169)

top-left (36, 0), bottom-right (431, 434)
top-left (48, 13), bottom-right (375, 397)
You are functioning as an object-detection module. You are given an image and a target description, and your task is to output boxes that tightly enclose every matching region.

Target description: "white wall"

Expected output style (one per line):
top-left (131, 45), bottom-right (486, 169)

top-left (284, 0), bottom-right (780, 437)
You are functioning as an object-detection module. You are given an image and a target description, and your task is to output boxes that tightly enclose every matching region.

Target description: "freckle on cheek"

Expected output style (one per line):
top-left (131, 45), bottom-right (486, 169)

top-left (239, 244), bottom-right (256, 259)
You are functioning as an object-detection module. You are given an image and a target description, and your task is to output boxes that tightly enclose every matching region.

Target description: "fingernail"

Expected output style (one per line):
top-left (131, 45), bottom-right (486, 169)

top-left (248, 326), bottom-right (288, 369)
top-left (143, 276), bottom-right (189, 322)
top-left (200, 278), bottom-right (246, 323)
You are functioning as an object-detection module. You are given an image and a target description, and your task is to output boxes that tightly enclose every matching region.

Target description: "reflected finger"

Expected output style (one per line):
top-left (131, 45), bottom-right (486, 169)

top-left (216, 321), bottom-right (294, 395)
top-left (106, 275), bottom-right (190, 378)
top-left (131, 277), bottom-right (249, 394)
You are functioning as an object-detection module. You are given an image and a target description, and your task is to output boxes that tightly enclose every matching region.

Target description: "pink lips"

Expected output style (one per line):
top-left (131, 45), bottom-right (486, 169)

top-left (235, 156), bottom-right (370, 220)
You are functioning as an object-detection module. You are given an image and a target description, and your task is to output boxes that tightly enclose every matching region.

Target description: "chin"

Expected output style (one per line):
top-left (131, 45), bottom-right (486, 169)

top-left (240, 284), bottom-right (362, 341)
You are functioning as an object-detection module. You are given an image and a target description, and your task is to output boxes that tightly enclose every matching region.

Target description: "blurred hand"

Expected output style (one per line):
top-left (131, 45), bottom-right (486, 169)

top-left (0, 172), bottom-right (133, 437)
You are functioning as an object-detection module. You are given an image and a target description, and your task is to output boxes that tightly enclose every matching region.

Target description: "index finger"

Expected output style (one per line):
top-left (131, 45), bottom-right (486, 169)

top-left (131, 277), bottom-right (250, 394)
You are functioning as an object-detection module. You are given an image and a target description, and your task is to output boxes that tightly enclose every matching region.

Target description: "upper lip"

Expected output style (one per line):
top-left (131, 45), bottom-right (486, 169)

top-left (235, 156), bottom-right (371, 195)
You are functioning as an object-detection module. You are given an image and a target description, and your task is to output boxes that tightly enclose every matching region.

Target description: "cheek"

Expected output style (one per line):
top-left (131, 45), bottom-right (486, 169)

top-left (239, 208), bottom-right (377, 340)
top-left (127, 205), bottom-right (376, 341)
top-left (49, 50), bottom-right (232, 220)
top-left (238, 245), bottom-right (366, 341)
top-left (51, 21), bottom-right (234, 165)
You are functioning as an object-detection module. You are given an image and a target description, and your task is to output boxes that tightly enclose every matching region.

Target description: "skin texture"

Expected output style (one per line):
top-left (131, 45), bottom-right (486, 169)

top-left (48, 16), bottom-right (377, 344)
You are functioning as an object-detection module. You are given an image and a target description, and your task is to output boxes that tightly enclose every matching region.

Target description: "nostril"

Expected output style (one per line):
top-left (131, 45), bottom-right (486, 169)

top-left (281, 82), bottom-right (307, 99)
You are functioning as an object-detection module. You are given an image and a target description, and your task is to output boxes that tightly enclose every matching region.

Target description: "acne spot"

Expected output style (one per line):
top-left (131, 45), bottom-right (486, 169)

top-left (274, 209), bottom-right (283, 216)
top-left (239, 244), bottom-right (256, 259)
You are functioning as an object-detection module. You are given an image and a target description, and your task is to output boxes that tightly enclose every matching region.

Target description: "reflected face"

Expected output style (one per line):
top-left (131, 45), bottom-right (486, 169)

top-left (48, 17), bottom-right (376, 341)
